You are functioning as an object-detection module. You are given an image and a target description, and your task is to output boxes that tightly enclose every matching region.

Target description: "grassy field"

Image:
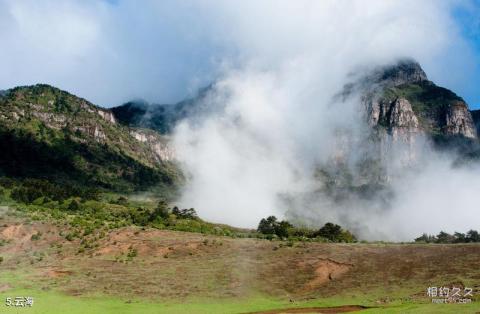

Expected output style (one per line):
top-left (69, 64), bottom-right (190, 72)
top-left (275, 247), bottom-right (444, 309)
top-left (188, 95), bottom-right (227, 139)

top-left (1, 213), bottom-right (479, 313)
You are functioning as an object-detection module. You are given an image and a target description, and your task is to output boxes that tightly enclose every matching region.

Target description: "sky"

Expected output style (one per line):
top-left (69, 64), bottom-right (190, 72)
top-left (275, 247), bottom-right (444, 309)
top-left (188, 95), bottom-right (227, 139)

top-left (0, 0), bottom-right (479, 108)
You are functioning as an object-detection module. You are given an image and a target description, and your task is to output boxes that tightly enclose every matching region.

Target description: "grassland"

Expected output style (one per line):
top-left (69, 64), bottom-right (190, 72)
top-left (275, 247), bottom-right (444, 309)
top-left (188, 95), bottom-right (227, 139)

top-left (1, 207), bottom-right (479, 313)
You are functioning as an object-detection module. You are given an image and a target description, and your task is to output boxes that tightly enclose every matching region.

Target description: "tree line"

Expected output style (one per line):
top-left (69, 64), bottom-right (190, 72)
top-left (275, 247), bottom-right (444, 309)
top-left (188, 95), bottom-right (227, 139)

top-left (415, 230), bottom-right (480, 243)
top-left (257, 215), bottom-right (356, 242)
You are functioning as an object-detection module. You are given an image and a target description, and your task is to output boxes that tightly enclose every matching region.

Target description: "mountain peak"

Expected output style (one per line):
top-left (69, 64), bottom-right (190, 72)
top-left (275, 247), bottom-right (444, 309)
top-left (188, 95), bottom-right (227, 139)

top-left (371, 58), bottom-right (428, 87)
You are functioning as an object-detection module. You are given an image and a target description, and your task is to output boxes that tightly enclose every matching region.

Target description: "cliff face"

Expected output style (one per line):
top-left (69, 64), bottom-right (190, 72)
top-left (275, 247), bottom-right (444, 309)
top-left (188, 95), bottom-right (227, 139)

top-left (320, 59), bottom-right (480, 200)
top-left (445, 103), bottom-right (477, 138)
top-left (130, 129), bottom-right (175, 162)
top-left (363, 59), bottom-right (477, 141)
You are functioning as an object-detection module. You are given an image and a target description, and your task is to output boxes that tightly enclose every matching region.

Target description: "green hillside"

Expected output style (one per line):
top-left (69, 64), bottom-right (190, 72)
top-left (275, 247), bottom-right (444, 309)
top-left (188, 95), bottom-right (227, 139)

top-left (0, 84), bottom-right (180, 193)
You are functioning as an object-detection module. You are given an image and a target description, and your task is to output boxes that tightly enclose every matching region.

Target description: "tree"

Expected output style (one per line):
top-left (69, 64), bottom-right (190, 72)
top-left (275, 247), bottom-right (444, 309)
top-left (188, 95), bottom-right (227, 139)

top-left (172, 207), bottom-right (198, 219)
top-left (466, 230), bottom-right (480, 243)
top-left (257, 216), bottom-right (278, 235)
top-left (257, 216), bottom-right (293, 238)
top-left (315, 223), bottom-right (342, 241)
top-left (436, 231), bottom-right (455, 243)
top-left (415, 233), bottom-right (436, 243)
top-left (152, 200), bottom-right (170, 220)
top-left (453, 232), bottom-right (466, 243)
top-left (275, 220), bottom-right (293, 238)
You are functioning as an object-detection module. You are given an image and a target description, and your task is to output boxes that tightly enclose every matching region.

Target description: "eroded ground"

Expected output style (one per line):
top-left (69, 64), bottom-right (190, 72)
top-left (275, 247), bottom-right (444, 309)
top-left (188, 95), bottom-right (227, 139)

top-left (1, 215), bottom-right (480, 313)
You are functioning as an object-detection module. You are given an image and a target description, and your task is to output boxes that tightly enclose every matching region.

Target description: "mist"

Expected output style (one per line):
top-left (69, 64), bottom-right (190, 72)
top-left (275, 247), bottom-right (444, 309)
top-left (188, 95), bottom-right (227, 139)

top-left (171, 0), bottom-right (480, 241)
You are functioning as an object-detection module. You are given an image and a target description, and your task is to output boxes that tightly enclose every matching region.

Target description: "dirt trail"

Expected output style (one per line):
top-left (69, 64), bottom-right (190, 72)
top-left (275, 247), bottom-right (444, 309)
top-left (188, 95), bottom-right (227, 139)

top-left (247, 305), bottom-right (369, 313)
top-left (299, 259), bottom-right (352, 292)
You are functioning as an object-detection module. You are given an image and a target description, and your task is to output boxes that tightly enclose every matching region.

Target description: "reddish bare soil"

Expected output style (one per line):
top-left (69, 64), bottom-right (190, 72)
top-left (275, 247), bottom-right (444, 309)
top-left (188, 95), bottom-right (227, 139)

top-left (1, 217), bottom-right (480, 304)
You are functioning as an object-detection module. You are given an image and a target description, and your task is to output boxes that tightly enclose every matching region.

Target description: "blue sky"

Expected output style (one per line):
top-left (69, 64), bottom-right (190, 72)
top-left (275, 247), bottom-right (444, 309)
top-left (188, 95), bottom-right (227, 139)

top-left (0, 0), bottom-right (479, 109)
top-left (451, 1), bottom-right (480, 108)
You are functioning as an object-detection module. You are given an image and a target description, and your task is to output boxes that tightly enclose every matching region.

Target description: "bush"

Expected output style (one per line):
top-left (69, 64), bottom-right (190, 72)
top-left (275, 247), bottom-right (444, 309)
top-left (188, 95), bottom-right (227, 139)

top-left (114, 196), bottom-right (128, 206)
top-left (30, 232), bottom-right (42, 241)
top-left (68, 199), bottom-right (80, 211)
top-left (152, 200), bottom-right (170, 220)
top-left (257, 216), bottom-right (292, 239)
top-left (172, 207), bottom-right (198, 219)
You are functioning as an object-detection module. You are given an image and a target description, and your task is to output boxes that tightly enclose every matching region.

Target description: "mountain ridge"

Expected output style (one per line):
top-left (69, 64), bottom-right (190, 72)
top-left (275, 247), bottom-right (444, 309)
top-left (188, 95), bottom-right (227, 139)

top-left (0, 84), bottom-right (180, 192)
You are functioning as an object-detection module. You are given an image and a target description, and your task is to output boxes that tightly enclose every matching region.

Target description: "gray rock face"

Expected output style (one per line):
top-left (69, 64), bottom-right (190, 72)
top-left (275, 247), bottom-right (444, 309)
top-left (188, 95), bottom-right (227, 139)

top-left (366, 98), bottom-right (421, 138)
top-left (97, 109), bottom-right (116, 124)
top-left (130, 129), bottom-right (175, 162)
top-left (365, 97), bottom-right (422, 166)
top-left (444, 103), bottom-right (477, 139)
top-left (388, 98), bottom-right (421, 141)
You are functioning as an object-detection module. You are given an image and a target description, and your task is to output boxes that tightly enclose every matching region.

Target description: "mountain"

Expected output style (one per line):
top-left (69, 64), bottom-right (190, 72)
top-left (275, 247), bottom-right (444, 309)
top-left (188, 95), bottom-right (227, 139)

top-left (295, 59), bottom-right (480, 210)
top-left (0, 84), bottom-right (179, 192)
top-left (111, 86), bottom-right (213, 134)
top-left (1, 60), bottom-right (476, 198)
top-left (358, 59), bottom-right (477, 141)
top-left (113, 59), bottom-right (478, 148)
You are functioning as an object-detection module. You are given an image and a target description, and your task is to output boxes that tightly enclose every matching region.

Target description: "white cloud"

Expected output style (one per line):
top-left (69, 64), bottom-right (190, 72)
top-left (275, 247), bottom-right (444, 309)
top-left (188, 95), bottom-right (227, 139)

top-left (171, 1), bottom-right (480, 240)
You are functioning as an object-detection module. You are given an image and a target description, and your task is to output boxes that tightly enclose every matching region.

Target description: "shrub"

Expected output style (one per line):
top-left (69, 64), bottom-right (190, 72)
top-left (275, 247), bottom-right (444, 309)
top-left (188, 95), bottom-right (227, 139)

top-left (172, 207), bottom-right (198, 219)
top-left (68, 199), bottom-right (80, 211)
top-left (30, 232), bottom-right (42, 241)
top-left (114, 196), bottom-right (128, 206)
top-left (151, 200), bottom-right (170, 220)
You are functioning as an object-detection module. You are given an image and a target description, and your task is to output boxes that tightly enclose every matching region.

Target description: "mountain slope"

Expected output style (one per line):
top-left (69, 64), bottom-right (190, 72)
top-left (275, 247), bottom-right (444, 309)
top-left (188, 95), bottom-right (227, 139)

top-left (111, 86), bottom-right (213, 134)
top-left (0, 84), bottom-right (180, 192)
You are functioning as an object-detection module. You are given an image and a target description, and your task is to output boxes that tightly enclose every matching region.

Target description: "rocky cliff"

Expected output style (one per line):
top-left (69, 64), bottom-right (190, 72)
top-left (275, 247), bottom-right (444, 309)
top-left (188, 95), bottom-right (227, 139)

top-left (362, 59), bottom-right (477, 141)
top-left (318, 59), bottom-right (480, 202)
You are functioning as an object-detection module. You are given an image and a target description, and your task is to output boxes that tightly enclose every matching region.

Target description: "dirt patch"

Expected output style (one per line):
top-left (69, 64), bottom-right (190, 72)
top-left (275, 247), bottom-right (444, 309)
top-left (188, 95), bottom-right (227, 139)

top-left (45, 269), bottom-right (73, 278)
top-left (247, 305), bottom-right (369, 313)
top-left (302, 259), bottom-right (352, 290)
top-left (0, 284), bottom-right (12, 292)
top-left (1, 224), bottom-right (28, 239)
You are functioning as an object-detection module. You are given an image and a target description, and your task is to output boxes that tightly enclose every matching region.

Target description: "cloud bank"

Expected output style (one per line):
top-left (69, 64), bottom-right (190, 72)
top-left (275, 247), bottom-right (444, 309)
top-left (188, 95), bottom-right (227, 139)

top-left (171, 0), bottom-right (480, 240)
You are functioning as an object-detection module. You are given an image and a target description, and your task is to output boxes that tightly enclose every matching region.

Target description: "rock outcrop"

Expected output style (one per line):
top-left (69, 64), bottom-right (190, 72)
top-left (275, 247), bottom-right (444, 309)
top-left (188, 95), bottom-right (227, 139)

top-left (368, 59), bottom-right (428, 87)
top-left (388, 98), bottom-right (421, 141)
top-left (445, 103), bottom-right (477, 139)
top-left (130, 129), bottom-right (175, 162)
top-left (362, 59), bottom-right (477, 141)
